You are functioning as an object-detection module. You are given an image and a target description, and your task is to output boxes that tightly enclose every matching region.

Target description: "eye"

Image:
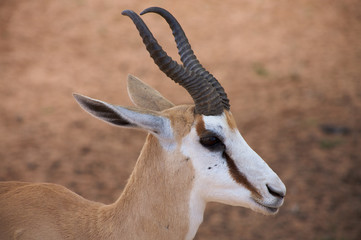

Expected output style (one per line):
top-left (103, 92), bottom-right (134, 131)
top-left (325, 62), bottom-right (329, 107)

top-left (200, 136), bottom-right (220, 147)
top-left (199, 136), bottom-right (225, 151)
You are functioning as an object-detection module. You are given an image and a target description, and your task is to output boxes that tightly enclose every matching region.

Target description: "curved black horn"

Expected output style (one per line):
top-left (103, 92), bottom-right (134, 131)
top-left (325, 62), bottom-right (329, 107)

top-left (140, 7), bottom-right (230, 110)
top-left (122, 10), bottom-right (224, 115)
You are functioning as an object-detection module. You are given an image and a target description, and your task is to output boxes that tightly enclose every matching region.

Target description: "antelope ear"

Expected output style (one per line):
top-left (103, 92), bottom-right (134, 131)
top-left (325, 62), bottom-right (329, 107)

top-left (127, 74), bottom-right (175, 111)
top-left (73, 93), bottom-right (172, 139)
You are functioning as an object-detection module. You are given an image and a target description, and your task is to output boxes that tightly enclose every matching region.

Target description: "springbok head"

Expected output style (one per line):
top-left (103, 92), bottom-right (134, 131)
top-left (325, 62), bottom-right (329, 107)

top-left (74, 7), bottom-right (286, 218)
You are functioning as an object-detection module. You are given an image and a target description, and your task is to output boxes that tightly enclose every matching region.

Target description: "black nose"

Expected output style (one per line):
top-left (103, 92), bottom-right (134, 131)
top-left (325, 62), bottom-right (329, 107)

top-left (266, 184), bottom-right (285, 198)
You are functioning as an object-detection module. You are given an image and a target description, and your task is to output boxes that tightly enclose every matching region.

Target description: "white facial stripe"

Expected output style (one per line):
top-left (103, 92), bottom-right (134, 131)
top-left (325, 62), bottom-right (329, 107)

top-left (182, 112), bottom-right (286, 238)
top-left (203, 113), bottom-right (286, 202)
top-left (202, 114), bottom-right (261, 196)
top-left (201, 113), bottom-right (228, 138)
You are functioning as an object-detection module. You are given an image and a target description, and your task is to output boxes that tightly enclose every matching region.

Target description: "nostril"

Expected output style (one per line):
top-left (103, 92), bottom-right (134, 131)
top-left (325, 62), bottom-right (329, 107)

top-left (266, 184), bottom-right (285, 199)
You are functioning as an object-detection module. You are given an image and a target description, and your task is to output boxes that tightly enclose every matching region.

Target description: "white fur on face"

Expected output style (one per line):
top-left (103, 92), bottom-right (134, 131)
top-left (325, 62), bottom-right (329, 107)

top-left (182, 112), bottom-right (286, 239)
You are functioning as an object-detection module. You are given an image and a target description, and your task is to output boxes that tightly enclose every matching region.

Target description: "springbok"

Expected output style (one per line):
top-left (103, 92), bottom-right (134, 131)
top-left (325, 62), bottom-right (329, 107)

top-left (0, 7), bottom-right (286, 240)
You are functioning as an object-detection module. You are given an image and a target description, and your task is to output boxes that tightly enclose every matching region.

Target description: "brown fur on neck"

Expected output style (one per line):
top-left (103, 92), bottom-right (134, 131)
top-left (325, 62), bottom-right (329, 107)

top-left (109, 105), bottom-right (196, 239)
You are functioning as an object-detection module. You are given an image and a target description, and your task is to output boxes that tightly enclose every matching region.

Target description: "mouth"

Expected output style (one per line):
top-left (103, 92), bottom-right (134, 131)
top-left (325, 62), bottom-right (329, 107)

top-left (252, 199), bottom-right (281, 215)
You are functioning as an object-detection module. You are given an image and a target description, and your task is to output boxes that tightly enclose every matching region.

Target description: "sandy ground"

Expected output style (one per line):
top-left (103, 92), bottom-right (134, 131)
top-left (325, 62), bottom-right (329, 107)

top-left (1, 0), bottom-right (361, 239)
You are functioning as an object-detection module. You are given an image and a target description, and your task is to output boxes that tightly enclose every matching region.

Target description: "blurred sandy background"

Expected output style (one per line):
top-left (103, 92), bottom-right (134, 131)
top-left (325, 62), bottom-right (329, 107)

top-left (1, 0), bottom-right (360, 239)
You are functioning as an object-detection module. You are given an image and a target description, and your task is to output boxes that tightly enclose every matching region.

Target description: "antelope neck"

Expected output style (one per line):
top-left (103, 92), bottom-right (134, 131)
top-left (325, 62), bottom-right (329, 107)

top-left (111, 134), bottom-right (196, 239)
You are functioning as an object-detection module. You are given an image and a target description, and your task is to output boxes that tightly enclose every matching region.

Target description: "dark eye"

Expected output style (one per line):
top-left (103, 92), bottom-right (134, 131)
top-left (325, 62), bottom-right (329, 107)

top-left (200, 136), bottom-right (220, 146)
top-left (200, 136), bottom-right (224, 151)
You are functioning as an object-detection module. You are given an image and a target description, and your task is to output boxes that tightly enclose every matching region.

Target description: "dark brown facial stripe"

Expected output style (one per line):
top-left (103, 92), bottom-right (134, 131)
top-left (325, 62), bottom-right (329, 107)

top-left (195, 115), bottom-right (206, 136)
top-left (223, 152), bottom-right (261, 199)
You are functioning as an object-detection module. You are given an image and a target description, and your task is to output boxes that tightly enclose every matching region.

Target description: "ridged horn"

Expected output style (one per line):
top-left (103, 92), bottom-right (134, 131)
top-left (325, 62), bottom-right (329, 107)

top-left (140, 7), bottom-right (230, 110)
top-left (122, 10), bottom-right (224, 116)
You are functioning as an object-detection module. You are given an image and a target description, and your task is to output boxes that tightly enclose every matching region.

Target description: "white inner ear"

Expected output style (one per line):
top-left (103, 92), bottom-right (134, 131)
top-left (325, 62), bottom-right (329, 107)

top-left (114, 106), bottom-right (174, 141)
top-left (106, 105), bottom-right (176, 151)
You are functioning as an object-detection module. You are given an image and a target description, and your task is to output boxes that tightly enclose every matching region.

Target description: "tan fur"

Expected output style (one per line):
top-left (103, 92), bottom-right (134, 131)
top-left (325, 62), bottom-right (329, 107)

top-left (225, 111), bottom-right (237, 130)
top-left (127, 75), bottom-right (175, 111)
top-left (0, 106), bottom-right (196, 240)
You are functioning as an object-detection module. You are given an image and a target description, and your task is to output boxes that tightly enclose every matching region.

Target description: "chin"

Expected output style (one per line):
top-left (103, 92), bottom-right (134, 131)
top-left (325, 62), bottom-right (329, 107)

top-left (249, 200), bottom-right (280, 216)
